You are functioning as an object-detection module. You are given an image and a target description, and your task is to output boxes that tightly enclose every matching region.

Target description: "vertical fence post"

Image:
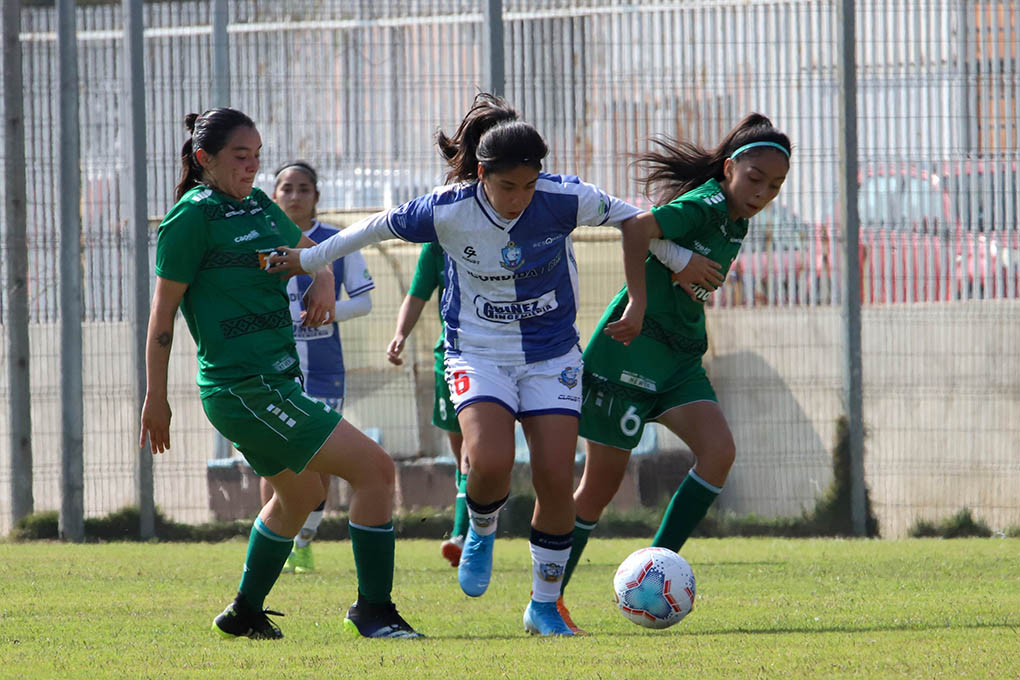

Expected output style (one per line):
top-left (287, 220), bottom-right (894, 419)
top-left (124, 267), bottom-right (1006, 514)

top-left (124, 0), bottom-right (154, 539)
top-left (211, 0), bottom-right (229, 106)
top-left (837, 0), bottom-right (866, 536)
top-left (3, 0), bottom-right (33, 526)
top-left (211, 0), bottom-right (232, 459)
top-left (58, 0), bottom-right (84, 543)
top-left (482, 0), bottom-right (504, 97)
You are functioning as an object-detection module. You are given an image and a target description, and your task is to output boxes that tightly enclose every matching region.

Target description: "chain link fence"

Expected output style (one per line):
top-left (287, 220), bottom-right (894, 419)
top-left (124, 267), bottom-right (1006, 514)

top-left (1, 0), bottom-right (1017, 537)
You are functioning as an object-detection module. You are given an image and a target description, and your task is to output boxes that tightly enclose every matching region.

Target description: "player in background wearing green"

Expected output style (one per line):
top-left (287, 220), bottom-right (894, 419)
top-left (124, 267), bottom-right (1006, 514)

top-left (140, 108), bottom-right (422, 640)
top-left (558, 114), bottom-right (791, 631)
top-left (258, 161), bottom-right (376, 575)
top-left (385, 241), bottom-right (469, 568)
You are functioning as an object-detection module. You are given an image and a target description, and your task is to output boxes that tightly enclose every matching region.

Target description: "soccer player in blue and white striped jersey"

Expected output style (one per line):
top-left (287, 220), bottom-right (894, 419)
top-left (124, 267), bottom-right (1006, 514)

top-left (268, 94), bottom-right (693, 636)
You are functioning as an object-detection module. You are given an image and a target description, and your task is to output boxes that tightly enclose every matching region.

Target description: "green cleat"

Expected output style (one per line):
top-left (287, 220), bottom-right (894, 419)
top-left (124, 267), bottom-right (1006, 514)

top-left (290, 544), bottom-right (315, 574)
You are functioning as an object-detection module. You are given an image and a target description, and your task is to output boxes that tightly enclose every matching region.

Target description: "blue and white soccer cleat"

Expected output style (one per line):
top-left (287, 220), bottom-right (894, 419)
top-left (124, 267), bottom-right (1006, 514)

top-left (523, 600), bottom-right (575, 636)
top-left (457, 527), bottom-right (495, 597)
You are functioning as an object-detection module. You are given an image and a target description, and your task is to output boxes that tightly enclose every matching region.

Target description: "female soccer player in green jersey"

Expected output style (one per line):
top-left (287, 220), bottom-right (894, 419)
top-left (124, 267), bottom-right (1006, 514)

top-left (385, 241), bottom-right (469, 568)
top-left (139, 108), bottom-right (422, 640)
top-left (558, 114), bottom-right (791, 630)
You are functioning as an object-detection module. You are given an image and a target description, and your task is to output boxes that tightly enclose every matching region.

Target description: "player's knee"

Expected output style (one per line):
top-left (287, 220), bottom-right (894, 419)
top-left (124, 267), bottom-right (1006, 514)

top-left (285, 486), bottom-right (327, 517)
top-left (466, 453), bottom-right (513, 483)
top-left (708, 437), bottom-right (736, 473)
top-left (370, 448), bottom-right (396, 490)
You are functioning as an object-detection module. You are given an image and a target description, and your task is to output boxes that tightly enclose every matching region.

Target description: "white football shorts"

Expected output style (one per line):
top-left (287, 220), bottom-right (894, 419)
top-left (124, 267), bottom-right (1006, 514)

top-left (445, 345), bottom-right (583, 419)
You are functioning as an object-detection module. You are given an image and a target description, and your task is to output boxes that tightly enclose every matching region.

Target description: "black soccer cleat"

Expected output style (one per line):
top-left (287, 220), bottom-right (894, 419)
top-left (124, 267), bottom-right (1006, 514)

top-left (212, 594), bottom-right (285, 640)
top-left (343, 600), bottom-right (424, 639)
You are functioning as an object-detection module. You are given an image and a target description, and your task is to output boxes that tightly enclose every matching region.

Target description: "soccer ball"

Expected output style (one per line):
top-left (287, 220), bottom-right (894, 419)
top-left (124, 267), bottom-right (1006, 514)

top-left (613, 547), bottom-right (696, 629)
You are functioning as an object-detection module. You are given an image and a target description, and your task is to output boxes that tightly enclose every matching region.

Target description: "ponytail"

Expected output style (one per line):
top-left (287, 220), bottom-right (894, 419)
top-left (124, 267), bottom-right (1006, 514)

top-left (173, 107), bottom-right (256, 201)
top-left (638, 113), bottom-right (791, 205)
top-left (174, 113), bottom-right (204, 201)
top-left (437, 93), bottom-right (547, 183)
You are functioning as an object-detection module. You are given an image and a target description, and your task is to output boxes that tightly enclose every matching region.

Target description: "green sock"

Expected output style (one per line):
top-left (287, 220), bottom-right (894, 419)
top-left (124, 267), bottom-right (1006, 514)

top-left (349, 520), bottom-right (395, 604)
top-left (238, 517), bottom-right (294, 611)
top-left (561, 516), bottom-right (598, 594)
top-left (651, 471), bottom-right (722, 552)
top-left (451, 470), bottom-right (469, 539)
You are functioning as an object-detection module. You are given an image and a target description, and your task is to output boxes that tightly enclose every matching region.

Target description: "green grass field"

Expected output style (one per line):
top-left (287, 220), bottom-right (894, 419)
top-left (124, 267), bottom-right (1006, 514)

top-left (1, 538), bottom-right (1018, 679)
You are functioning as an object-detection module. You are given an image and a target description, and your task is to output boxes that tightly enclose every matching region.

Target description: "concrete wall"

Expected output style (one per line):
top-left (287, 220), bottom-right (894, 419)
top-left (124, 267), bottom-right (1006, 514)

top-left (704, 301), bottom-right (1020, 537)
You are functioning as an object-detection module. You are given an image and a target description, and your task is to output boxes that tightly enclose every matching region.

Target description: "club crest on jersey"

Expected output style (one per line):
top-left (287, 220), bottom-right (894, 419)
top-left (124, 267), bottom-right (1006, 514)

top-left (500, 241), bottom-right (524, 270)
top-left (559, 367), bottom-right (579, 388)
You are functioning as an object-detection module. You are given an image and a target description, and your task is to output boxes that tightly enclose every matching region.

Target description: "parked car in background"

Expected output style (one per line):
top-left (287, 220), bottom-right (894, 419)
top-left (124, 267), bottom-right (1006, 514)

top-left (718, 159), bottom-right (1019, 307)
top-left (720, 202), bottom-right (817, 307)
top-left (829, 161), bottom-right (1020, 303)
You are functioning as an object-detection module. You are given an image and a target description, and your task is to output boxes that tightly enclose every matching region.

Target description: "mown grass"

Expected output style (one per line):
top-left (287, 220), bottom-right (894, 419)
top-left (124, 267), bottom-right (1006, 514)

top-left (1, 538), bottom-right (1017, 679)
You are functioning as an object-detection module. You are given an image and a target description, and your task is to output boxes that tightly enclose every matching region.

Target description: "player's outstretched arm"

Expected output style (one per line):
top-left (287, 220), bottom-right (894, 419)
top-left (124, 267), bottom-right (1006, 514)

top-left (268, 210), bottom-right (393, 277)
top-left (140, 276), bottom-right (188, 454)
top-left (387, 294), bottom-right (428, 366)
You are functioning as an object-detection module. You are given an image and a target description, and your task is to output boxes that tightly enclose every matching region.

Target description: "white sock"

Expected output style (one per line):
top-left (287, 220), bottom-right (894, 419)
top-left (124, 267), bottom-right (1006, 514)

top-left (466, 493), bottom-right (507, 537)
top-left (530, 543), bottom-right (571, 603)
top-left (468, 506), bottom-right (501, 537)
top-left (295, 509), bottom-right (323, 548)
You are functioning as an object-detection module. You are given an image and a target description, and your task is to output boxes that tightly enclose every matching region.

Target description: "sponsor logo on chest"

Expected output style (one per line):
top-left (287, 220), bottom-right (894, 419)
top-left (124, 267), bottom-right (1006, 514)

top-left (473, 290), bottom-right (558, 323)
top-left (234, 229), bottom-right (261, 243)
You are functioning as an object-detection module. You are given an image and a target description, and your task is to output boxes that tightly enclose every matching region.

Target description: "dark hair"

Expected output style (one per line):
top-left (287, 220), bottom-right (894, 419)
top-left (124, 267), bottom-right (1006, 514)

top-left (174, 107), bottom-right (256, 201)
top-left (437, 93), bottom-right (548, 183)
top-left (637, 113), bottom-right (791, 206)
top-left (274, 160), bottom-right (319, 189)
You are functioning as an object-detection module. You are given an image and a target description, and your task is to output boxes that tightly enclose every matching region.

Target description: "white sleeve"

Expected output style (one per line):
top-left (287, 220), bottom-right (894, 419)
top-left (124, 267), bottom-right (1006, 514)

top-left (564, 177), bottom-right (642, 227)
top-left (648, 239), bottom-right (694, 273)
top-left (340, 249), bottom-right (375, 299)
top-left (300, 210), bottom-right (393, 272)
top-left (333, 291), bottom-right (372, 321)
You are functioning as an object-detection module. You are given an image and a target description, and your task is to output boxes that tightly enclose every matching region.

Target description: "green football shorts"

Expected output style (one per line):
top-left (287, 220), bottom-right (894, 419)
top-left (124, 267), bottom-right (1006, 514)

top-left (578, 364), bottom-right (717, 451)
top-left (432, 366), bottom-right (462, 434)
top-left (201, 374), bottom-right (343, 477)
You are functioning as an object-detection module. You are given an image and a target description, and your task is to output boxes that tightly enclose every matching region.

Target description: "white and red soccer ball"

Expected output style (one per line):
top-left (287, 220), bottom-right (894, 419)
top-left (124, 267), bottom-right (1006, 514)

top-left (613, 547), bottom-right (696, 629)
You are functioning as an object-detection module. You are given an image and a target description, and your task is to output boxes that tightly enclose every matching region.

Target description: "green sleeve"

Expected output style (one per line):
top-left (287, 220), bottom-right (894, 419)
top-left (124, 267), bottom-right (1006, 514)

top-left (407, 241), bottom-right (441, 300)
top-left (154, 201), bottom-right (209, 284)
top-left (650, 198), bottom-right (712, 242)
top-left (260, 188), bottom-right (302, 247)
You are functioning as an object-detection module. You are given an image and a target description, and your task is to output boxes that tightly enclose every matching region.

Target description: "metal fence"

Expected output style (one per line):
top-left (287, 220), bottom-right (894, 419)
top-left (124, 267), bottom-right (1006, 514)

top-left (1, 0), bottom-right (1018, 538)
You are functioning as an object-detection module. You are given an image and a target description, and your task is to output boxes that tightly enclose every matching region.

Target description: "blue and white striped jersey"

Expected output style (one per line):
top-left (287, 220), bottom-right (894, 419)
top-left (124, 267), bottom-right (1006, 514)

top-left (287, 221), bottom-right (374, 398)
top-left (383, 173), bottom-right (639, 364)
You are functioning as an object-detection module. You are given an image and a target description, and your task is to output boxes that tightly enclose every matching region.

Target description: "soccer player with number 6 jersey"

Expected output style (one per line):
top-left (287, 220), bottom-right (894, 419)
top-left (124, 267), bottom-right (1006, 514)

top-left (557, 114), bottom-right (792, 631)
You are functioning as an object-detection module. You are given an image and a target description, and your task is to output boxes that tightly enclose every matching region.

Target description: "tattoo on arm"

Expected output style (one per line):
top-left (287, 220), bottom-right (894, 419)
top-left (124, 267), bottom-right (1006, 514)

top-left (157, 331), bottom-right (172, 348)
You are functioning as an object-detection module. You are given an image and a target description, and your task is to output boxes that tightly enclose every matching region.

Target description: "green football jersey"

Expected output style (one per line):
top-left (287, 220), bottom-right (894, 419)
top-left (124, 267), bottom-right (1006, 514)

top-left (406, 241), bottom-right (447, 371)
top-left (584, 178), bottom-right (748, 393)
top-left (155, 185), bottom-right (303, 392)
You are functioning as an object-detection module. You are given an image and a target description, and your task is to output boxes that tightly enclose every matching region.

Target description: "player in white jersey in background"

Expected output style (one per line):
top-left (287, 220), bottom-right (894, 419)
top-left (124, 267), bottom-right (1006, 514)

top-left (259, 161), bottom-right (375, 574)
top-left (268, 93), bottom-right (696, 636)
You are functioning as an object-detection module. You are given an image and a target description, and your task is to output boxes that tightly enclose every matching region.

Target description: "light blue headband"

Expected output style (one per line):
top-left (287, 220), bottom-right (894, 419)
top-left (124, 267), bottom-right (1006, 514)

top-left (729, 141), bottom-right (790, 160)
